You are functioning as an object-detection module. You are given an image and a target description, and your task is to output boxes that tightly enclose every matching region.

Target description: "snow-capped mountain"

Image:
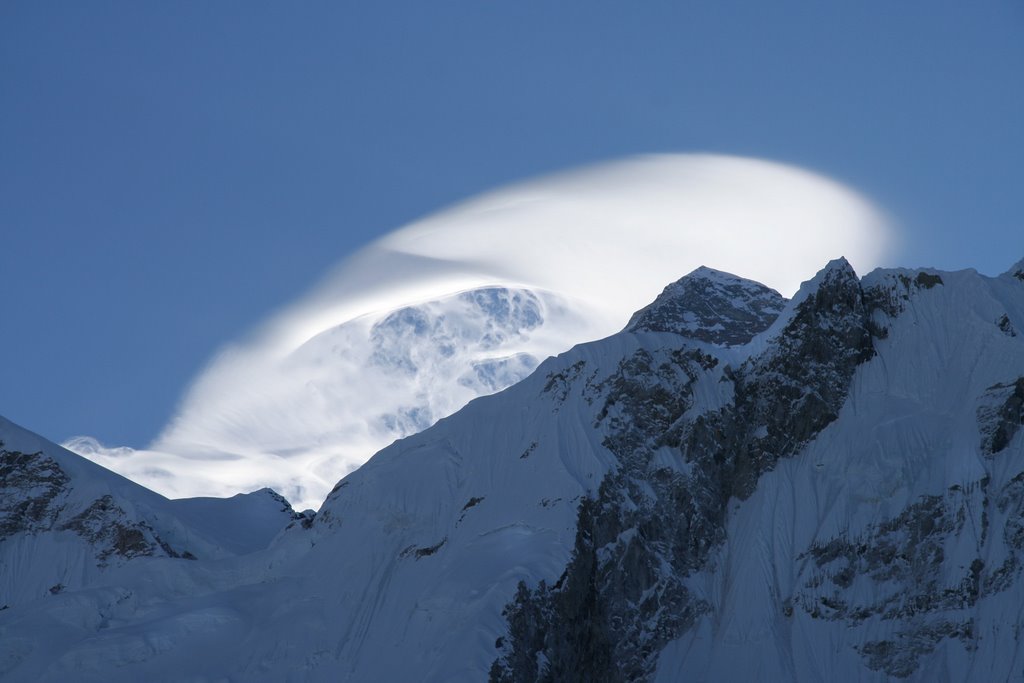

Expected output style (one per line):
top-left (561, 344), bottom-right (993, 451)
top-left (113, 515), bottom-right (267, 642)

top-left (66, 154), bottom-right (894, 511)
top-left (0, 416), bottom-right (299, 609)
top-left (3, 257), bottom-right (1024, 682)
top-left (71, 284), bottom-right (587, 511)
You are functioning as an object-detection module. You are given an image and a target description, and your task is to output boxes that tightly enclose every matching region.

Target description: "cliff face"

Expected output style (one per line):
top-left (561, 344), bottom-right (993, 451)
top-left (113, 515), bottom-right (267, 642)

top-left (0, 416), bottom-right (296, 611)
top-left (3, 257), bottom-right (1024, 683)
top-left (491, 259), bottom-right (877, 682)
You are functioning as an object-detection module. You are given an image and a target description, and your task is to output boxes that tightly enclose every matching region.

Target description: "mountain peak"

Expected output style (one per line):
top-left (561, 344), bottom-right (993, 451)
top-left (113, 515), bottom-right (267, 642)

top-left (787, 256), bottom-right (859, 303)
top-left (7, 254), bottom-right (1024, 682)
top-left (626, 266), bottom-right (787, 346)
top-left (687, 265), bottom-right (742, 280)
top-left (817, 256), bottom-right (857, 281)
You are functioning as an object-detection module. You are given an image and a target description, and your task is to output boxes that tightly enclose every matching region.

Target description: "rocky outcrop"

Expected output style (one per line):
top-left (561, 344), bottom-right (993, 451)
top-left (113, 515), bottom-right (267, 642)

top-left (793, 467), bottom-right (1024, 679)
top-left (0, 445), bottom-right (69, 537)
top-left (0, 444), bottom-right (188, 565)
top-left (492, 259), bottom-right (878, 682)
top-left (862, 269), bottom-right (945, 324)
top-left (690, 259), bottom-right (876, 500)
top-left (626, 266), bottom-right (786, 346)
top-left (6, 256), bottom-right (1023, 683)
top-left (978, 378), bottom-right (1024, 455)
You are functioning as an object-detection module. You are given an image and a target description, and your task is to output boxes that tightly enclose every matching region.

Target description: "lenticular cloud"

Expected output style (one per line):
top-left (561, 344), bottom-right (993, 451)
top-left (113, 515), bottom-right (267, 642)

top-left (69, 154), bottom-right (894, 510)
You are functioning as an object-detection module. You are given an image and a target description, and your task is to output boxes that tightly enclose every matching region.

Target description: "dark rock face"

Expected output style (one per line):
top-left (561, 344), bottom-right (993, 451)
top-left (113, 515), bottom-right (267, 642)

top-left (541, 360), bottom-right (589, 409)
top-left (978, 378), bottom-right (1024, 455)
top-left (862, 269), bottom-right (945, 324)
top-left (914, 272), bottom-right (943, 289)
top-left (0, 445), bottom-right (70, 537)
top-left (998, 314), bottom-right (1017, 337)
top-left (491, 260), bottom-right (878, 682)
top-left (59, 494), bottom-right (181, 564)
top-left (859, 620), bottom-right (974, 679)
top-left (793, 467), bottom-right (1024, 679)
top-left (399, 537), bottom-right (446, 559)
top-left (797, 489), bottom-right (981, 618)
top-left (627, 267), bottom-right (786, 346)
top-left (693, 260), bottom-right (876, 501)
top-left (1, 444), bottom-right (187, 565)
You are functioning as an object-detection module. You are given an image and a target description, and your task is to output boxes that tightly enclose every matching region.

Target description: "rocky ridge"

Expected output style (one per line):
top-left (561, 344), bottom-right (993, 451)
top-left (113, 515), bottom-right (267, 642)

top-left (626, 266), bottom-right (786, 345)
top-left (3, 256), bottom-right (1024, 682)
top-left (491, 259), bottom-right (879, 682)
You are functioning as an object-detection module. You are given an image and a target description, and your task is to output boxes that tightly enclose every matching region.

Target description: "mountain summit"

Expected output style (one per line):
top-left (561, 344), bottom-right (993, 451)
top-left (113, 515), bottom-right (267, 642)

top-left (3, 256), bottom-right (1024, 682)
top-left (626, 265), bottom-right (786, 345)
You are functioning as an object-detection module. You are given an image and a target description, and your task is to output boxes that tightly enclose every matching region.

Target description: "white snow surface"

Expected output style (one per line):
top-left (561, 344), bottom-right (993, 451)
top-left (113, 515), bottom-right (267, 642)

top-left (0, 416), bottom-right (297, 618)
top-left (67, 154), bottom-right (893, 510)
top-left (6, 257), bottom-right (1024, 682)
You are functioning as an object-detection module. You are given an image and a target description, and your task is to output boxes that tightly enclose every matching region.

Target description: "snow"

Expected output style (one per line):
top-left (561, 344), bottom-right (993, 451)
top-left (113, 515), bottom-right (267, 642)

top-left (70, 155), bottom-right (893, 510)
top-left (4, 256), bottom-right (1024, 682)
top-left (0, 416), bottom-right (295, 611)
top-left (658, 263), bottom-right (1024, 682)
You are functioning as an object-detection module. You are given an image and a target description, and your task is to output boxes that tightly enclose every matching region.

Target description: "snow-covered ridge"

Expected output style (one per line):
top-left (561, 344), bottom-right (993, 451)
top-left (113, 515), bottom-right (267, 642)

top-left (0, 415), bottom-right (297, 610)
top-left (3, 255), bottom-right (1024, 682)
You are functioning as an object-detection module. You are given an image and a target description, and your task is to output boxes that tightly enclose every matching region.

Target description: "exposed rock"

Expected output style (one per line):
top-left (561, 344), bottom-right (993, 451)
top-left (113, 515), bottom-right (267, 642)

top-left (400, 537), bottom-right (447, 560)
top-left (862, 269), bottom-right (946, 324)
top-left (1, 444), bottom-right (186, 565)
top-left (914, 272), bottom-right (943, 289)
top-left (492, 259), bottom-right (876, 682)
top-left (0, 445), bottom-right (70, 537)
top-left (795, 468), bottom-right (1024, 677)
top-left (978, 378), bottom-right (1024, 455)
top-left (859, 620), bottom-right (973, 679)
top-left (998, 314), bottom-right (1016, 337)
top-left (626, 266), bottom-right (786, 346)
top-left (59, 495), bottom-right (173, 564)
top-left (541, 360), bottom-right (588, 407)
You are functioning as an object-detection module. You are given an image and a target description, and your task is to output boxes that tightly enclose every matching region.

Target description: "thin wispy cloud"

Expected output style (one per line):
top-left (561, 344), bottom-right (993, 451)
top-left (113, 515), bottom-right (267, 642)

top-left (68, 154), bottom-right (894, 510)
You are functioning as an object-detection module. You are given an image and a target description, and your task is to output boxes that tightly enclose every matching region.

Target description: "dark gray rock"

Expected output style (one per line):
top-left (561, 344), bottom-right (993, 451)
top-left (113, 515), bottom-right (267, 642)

top-left (1, 444), bottom-right (188, 565)
top-left (0, 445), bottom-right (70, 537)
top-left (795, 468), bottom-right (1024, 677)
top-left (978, 378), bottom-right (1024, 455)
top-left (626, 266), bottom-right (786, 346)
top-left (492, 259), bottom-right (877, 683)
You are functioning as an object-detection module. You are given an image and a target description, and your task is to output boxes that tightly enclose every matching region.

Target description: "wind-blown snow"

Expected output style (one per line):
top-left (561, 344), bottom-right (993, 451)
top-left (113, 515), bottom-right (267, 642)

top-left (69, 154), bottom-right (893, 509)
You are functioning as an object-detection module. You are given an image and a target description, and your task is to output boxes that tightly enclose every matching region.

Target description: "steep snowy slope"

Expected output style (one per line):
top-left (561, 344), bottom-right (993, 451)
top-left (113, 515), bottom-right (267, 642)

top-left (657, 262), bottom-right (1024, 682)
top-left (73, 285), bottom-right (584, 510)
top-left (3, 259), bottom-right (1024, 682)
top-left (0, 416), bottom-right (297, 609)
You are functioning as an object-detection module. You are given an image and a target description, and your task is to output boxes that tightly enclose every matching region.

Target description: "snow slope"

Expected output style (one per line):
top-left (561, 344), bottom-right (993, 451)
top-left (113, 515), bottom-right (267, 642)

top-left (0, 416), bottom-right (297, 610)
top-left (3, 259), bottom-right (1024, 682)
top-left (70, 285), bottom-right (586, 511)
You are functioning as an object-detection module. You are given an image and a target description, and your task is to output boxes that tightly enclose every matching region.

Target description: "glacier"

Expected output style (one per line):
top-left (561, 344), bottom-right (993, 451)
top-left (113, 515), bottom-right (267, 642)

top-left (2, 257), bottom-right (1024, 682)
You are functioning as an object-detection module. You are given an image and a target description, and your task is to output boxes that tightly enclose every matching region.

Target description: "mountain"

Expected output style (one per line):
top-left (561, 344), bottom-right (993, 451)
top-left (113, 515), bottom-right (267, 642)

top-left (72, 284), bottom-right (587, 510)
top-left (3, 257), bottom-right (1024, 682)
top-left (0, 416), bottom-right (299, 609)
top-left (625, 265), bottom-right (786, 344)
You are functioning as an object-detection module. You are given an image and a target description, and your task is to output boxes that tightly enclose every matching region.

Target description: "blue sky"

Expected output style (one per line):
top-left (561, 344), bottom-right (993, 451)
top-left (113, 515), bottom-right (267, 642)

top-left (2, 2), bottom-right (1022, 447)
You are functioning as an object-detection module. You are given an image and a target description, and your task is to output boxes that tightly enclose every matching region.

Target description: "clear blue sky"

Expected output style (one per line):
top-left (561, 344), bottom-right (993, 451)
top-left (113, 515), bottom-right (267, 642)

top-left (2, 2), bottom-right (1022, 447)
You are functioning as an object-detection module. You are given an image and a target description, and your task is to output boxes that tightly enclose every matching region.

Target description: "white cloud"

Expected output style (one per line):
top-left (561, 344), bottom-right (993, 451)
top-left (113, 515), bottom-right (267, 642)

top-left (67, 154), bottom-right (894, 510)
